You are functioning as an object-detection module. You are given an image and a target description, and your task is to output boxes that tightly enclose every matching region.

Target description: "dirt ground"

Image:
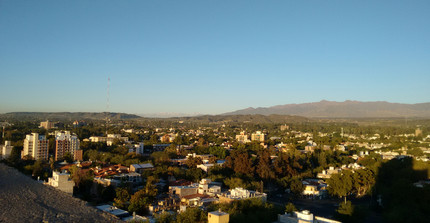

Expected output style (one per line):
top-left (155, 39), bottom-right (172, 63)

top-left (0, 163), bottom-right (121, 223)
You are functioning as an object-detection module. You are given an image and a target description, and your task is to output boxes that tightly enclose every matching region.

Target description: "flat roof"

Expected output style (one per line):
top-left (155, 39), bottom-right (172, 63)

top-left (209, 211), bottom-right (229, 216)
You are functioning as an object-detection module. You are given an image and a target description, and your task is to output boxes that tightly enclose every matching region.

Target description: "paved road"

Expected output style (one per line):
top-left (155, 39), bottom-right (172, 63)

top-left (0, 163), bottom-right (121, 223)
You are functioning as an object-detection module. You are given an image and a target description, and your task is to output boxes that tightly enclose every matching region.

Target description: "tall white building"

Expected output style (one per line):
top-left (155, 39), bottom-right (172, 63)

top-left (22, 133), bottom-right (49, 160)
top-left (55, 131), bottom-right (80, 161)
top-left (0, 141), bottom-right (13, 159)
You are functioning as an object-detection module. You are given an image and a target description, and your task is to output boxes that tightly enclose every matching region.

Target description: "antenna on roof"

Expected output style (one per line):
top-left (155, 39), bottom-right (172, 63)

top-left (106, 77), bottom-right (110, 136)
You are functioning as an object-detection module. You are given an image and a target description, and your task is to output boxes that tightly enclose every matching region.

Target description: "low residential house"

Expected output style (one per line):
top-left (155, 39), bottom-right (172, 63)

top-left (302, 179), bottom-right (327, 199)
top-left (169, 185), bottom-right (198, 198)
top-left (95, 172), bottom-right (142, 187)
top-left (305, 145), bottom-right (317, 153)
top-left (198, 179), bottom-right (222, 196)
top-left (130, 163), bottom-right (154, 173)
top-left (208, 210), bottom-right (230, 223)
top-left (181, 193), bottom-right (211, 207)
top-left (197, 163), bottom-right (215, 172)
top-left (148, 196), bottom-right (181, 214)
top-left (335, 144), bottom-right (347, 152)
top-left (413, 180), bottom-right (430, 188)
top-left (93, 164), bottom-right (129, 178)
top-left (169, 179), bottom-right (193, 187)
top-left (46, 171), bottom-right (74, 194)
top-left (92, 164), bottom-right (141, 187)
top-left (317, 166), bottom-right (341, 179)
top-left (277, 210), bottom-right (340, 223)
top-left (219, 187), bottom-right (267, 203)
top-left (96, 204), bottom-right (131, 220)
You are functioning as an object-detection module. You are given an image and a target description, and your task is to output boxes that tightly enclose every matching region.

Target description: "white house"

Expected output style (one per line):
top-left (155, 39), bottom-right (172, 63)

top-left (46, 171), bottom-right (74, 194)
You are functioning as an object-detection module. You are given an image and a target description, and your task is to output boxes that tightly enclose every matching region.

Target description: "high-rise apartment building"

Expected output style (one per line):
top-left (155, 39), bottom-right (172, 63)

top-left (22, 133), bottom-right (49, 160)
top-left (235, 131), bottom-right (249, 143)
top-left (251, 131), bottom-right (265, 142)
top-left (55, 131), bottom-right (80, 161)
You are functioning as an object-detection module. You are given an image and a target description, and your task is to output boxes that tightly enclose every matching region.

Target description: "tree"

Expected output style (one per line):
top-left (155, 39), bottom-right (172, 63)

top-left (327, 171), bottom-right (353, 203)
top-left (186, 156), bottom-right (203, 168)
top-left (114, 187), bottom-right (130, 210)
top-left (69, 165), bottom-right (93, 188)
top-left (285, 202), bottom-right (297, 214)
top-left (232, 151), bottom-right (254, 176)
top-left (209, 146), bottom-right (227, 159)
top-left (128, 189), bottom-right (151, 215)
top-left (224, 177), bottom-right (247, 189)
top-left (290, 178), bottom-right (304, 195)
top-left (209, 156), bottom-right (218, 164)
top-left (49, 156), bottom-right (55, 171)
top-left (256, 149), bottom-right (275, 180)
top-left (176, 207), bottom-right (207, 223)
top-left (273, 153), bottom-right (296, 178)
top-left (32, 160), bottom-right (44, 178)
top-left (337, 201), bottom-right (354, 216)
top-left (144, 176), bottom-right (158, 199)
top-left (62, 152), bottom-right (74, 163)
top-left (154, 212), bottom-right (175, 223)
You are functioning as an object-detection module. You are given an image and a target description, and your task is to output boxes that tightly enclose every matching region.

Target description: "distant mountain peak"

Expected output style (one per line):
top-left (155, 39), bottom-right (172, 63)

top-left (223, 100), bottom-right (430, 118)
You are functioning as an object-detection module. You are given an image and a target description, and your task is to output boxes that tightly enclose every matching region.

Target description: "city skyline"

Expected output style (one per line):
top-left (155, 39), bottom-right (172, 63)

top-left (1, 0), bottom-right (429, 114)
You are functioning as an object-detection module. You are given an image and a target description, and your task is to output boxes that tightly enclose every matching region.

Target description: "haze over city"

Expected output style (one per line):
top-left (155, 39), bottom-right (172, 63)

top-left (1, 0), bottom-right (429, 115)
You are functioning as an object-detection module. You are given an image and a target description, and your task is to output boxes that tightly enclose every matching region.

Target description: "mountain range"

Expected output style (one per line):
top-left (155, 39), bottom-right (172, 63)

top-left (223, 100), bottom-right (430, 118)
top-left (0, 112), bottom-right (140, 121)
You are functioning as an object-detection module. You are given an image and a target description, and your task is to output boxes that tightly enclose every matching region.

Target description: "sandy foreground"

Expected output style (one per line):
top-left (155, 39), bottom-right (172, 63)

top-left (0, 163), bottom-right (122, 223)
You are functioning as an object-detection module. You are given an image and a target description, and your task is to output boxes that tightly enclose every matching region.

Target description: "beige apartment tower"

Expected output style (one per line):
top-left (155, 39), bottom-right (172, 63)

top-left (22, 133), bottom-right (49, 160)
top-left (251, 131), bottom-right (265, 142)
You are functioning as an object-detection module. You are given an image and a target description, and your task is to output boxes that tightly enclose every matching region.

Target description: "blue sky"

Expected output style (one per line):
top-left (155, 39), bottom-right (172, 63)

top-left (1, 0), bottom-right (429, 115)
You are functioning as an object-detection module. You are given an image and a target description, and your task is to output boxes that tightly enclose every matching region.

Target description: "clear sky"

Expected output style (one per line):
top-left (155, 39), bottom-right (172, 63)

top-left (1, 0), bottom-right (429, 115)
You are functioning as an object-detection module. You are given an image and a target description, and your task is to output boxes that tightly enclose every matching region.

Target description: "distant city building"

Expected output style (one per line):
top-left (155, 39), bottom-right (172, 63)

top-left (208, 210), bottom-right (229, 223)
top-left (160, 133), bottom-right (176, 143)
top-left (46, 171), bottom-right (74, 194)
top-left (0, 141), bottom-right (13, 159)
top-left (128, 142), bottom-right (145, 155)
top-left (415, 128), bottom-right (423, 137)
top-left (235, 132), bottom-right (249, 143)
top-left (89, 134), bottom-right (129, 146)
top-left (280, 124), bottom-right (290, 131)
top-left (55, 131), bottom-right (80, 161)
top-left (39, 120), bottom-right (56, 129)
top-left (72, 120), bottom-right (87, 128)
top-left (251, 131), bottom-right (265, 142)
top-left (22, 133), bottom-right (49, 160)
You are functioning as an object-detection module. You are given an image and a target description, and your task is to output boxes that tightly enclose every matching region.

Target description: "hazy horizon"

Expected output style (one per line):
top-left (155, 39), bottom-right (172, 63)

top-left (1, 1), bottom-right (429, 114)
